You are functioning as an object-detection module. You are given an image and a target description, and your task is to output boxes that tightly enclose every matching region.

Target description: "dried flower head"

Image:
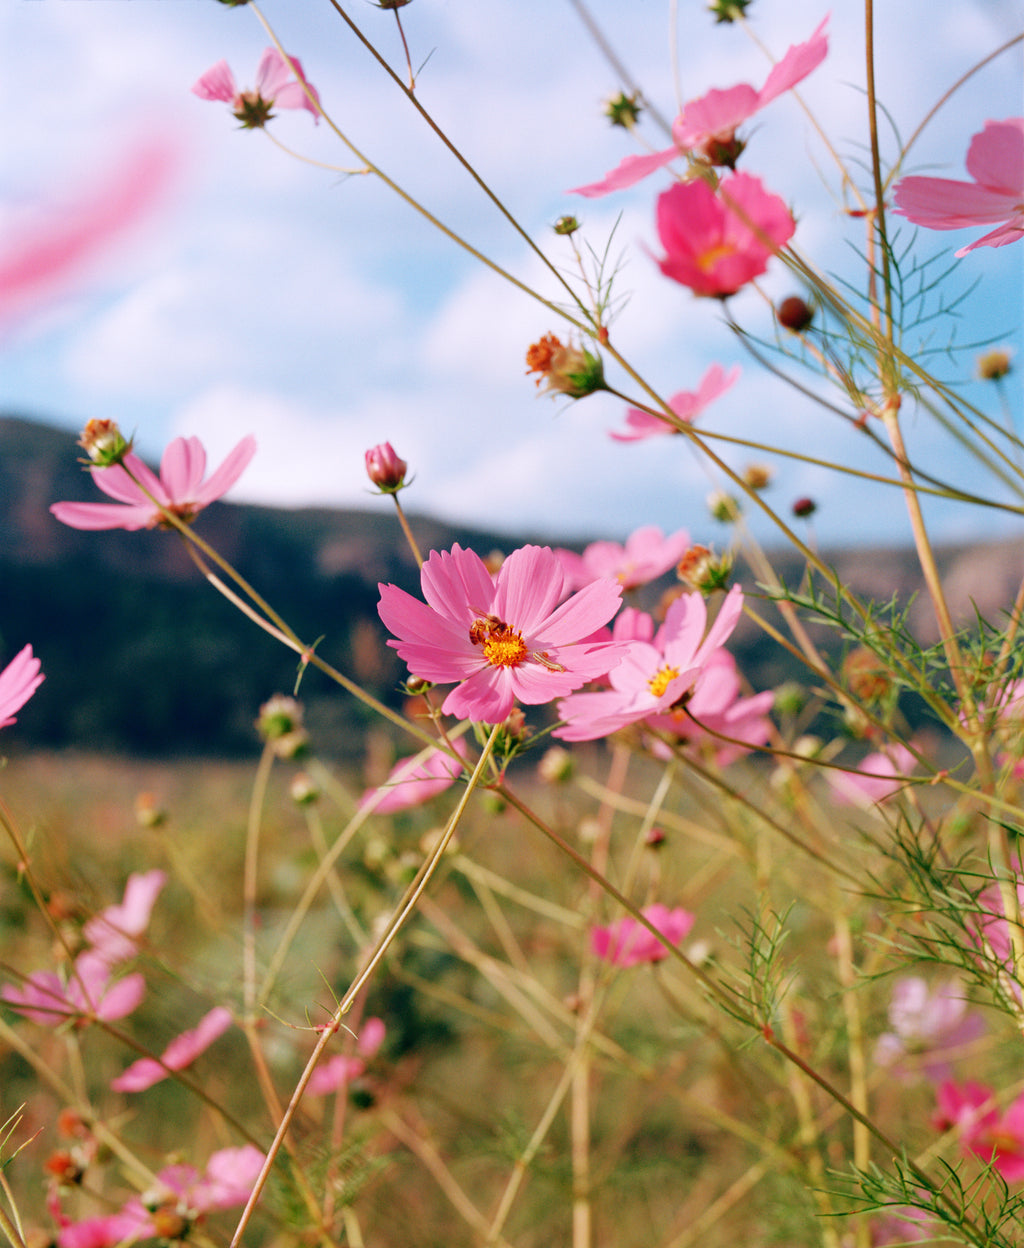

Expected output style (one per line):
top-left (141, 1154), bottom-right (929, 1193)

top-left (676, 544), bottom-right (734, 593)
top-left (525, 333), bottom-right (606, 398)
top-left (978, 348), bottom-right (1013, 380)
top-left (843, 647), bottom-right (892, 703)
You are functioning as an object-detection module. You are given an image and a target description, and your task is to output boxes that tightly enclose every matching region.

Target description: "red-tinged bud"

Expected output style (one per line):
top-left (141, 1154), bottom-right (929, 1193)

top-left (78, 419), bottom-right (132, 467)
top-left (290, 772), bottom-right (320, 805)
top-left (792, 497), bottom-right (817, 518)
top-left (645, 826), bottom-right (666, 848)
top-left (776, 295), bottom-right (814, 332)
top-left (365, 442), bottom-right (409, 493)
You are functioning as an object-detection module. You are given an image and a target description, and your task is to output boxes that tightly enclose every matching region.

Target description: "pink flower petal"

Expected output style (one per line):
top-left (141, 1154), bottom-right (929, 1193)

top-left (0, 645), bottom-right (44, 728)
top-left (111, 1006), bottom-right (232, 1092)
top-left (191, 60), bottom-right (237, 103)
top-left (569, 148), bottom-right (678, 198)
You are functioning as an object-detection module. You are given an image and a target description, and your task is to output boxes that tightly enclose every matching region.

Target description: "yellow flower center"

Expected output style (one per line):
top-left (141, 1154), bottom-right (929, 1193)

top-left (471, 618), bottom-right (528, 669)
top-left (648, 665), bottom-right (680, 699)
top-left (696, 242), bottom-right (736, 272)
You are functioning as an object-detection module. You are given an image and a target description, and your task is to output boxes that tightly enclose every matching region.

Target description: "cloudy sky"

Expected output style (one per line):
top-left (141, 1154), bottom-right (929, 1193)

top-left (2, 0), bottom-right (1022, 550)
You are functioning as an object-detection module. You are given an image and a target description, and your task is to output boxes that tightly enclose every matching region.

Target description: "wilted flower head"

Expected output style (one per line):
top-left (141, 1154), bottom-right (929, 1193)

top-left (192, 47), bottom-right (321, 128)
top-left (525, 333), bottom-right (606, 398)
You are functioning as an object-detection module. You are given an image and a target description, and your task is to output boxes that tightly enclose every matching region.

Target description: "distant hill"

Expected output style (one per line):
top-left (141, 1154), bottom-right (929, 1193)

top-left (1, 415), bottom-right (1021, 756)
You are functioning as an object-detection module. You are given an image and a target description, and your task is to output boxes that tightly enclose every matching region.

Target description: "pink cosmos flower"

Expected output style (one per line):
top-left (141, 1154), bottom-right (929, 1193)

top-left (83, 869), bottom-right (167, 965)
top-left (554, 587), bottom-right (745, 742)
top-left (111, 1006), bottom-right (233, 1093)
top-left (0, 645), bottom-right (43, 729)
top-left (555, 526), bottom-right (691, 591)
top-left (51, 435), bottom-right (257, 531)
top-left (893, 119), bottom-right (1024, 256)
top-left (610, 364), bottom-right (740, 442)
top-left (3, 951), bottom-right (145, 1026)
top-left (360, 740), bottom-right (469, 814)
top-left (192, 47), bottom-right (320, 127)
top-left (307, 1016), bottom-right (386, 1096)
top-left (970, 875), bottom-right (1024, 997)
top-left (570, 19), bottom-right (828, 197)
top-left (591, 905), bottom-right (695, 967)
top-left (874, 977), bottom-right (985, 1081)
top-left (934, 1080), bottom-right (1024, 1181)
top-left (377, 544), bottom-right (623, 724)
top-left (655, 175), bottom-right (796, 297)
top-left (827, 744), bottom-right (917, 807)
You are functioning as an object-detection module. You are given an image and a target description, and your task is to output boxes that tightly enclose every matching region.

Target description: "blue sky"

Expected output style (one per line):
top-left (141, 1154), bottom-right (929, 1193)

top-left (2, 0), bottom-right (1021, 549)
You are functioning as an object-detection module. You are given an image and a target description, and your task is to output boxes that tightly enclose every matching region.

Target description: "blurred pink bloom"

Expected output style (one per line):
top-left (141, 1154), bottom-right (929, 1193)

top-left (307, 1016), bottom-right (386, 1096)
top-left (56, 1209), bottom-right (147, 1248)
top-left (556, 526), bottom-right (691, 591)
top-left (611, 364), bottom-right (740, 441)
top-left (51, 435), bottom-right (257, 531)
top-left (0, 645), bottom-right (43, 729)
top-left (592, 904), bottom-right (695, 967)
top-left (569, 19), bottom-right (828, 196)
top-left (655, 175), bottom-right (796, 297)
top-left (971, 876), bottom-right (1024, 996)
top-left (3, 951), bottom-right (145, 1026)
top-left (360, 740), bottom-right (469, 813)
top-left (192, 47), bottom-right (320, 126)
top-left (0, 136), bottom-right (182, 335)
top-left (874, 977), bottom-right (985, 1081)
top-left (112, 1006), bottom-right (233, 1093)
top-left (378, 544), bottom-right (623, 723)
top-left (555, 587), bottom-right (745, 742)
top-left (84, 869), bottom-right (167, 965)
top-left (934, 1080), bottom-right (1024, 1181)
top-left (893, 119), bottom-right (1024, 256)
top-left (827, 744), bottom-right (917, 807)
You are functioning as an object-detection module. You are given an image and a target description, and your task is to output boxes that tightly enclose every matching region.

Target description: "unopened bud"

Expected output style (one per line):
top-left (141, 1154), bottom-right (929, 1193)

top-left (78, 419), bottom-right (131, 467)
top-left (554, 215), bottom-right (580, 236)
top-left (792, 496), bottom-right (816, 518)
top-left (707, 490), bottom-right (741, 523)
top-left (708, 0), bottom-right (752, 21)
top-left (134, 791), bottom-right (165, 829)
top-left (526, 333), bottom-right (606, 399)
top-left (256, 695), bottom-right (303, 740)
top-left (603, 92), bottom-right (642, 128)
top-left (538, 746), bottom-right (574, 784)
top-left (742, 463), bottom-right (772, 491)
top-left (977, 349), bottom-right (1012, 381)
top-left (776, 296), bottom-right (814, 333)
top-left (290, 772), bottom-right (320, 805)
top-left (676, 544), bottom-right (733, 593)
top-left (365, 442), bottom-right (409, 493)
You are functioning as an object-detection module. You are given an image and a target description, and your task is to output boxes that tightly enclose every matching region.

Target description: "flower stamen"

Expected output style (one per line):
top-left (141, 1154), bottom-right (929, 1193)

top-left (648, 665), bottom-right (681, 699)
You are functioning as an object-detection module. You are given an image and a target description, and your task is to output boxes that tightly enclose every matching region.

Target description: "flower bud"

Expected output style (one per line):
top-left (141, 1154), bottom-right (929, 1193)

top-left (977, 348), bottom-right (1012, 381)
top-left (290, 772), bottom-right (320, 805)
top-left (676, 544), bottom-right (733, 593)
top-left (365, 442), bottom-right (409, 493)
top-left (134, 791), bottom-right (166, 829)
top-left (742, 463), bottom-right (772, 491)
top-left (707, 490), bottom-right (741, 523)
top-left (78, 419), bottom-right (131, 467)
top-left (791, 496), bottom-right (816, 518)
top-left (603, 92), bottom-right (642, 128)
top-left (776, 296), bottom-right (814, 333)
top-left (538, 746), bottom-right (574, 784)
top-left (842, 647), bottom-right (892, 704)
top-left (708, 0), bottom-right (752, 21)
top-left (554, 215), bottom-right (580, 236)
top-left (256, 695), bottom-right (303, 740)
top-left (525, 333), bottom-right (606, 399)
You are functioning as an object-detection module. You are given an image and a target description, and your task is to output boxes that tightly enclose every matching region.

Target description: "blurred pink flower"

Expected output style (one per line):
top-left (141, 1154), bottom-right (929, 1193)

top-left (655, 175), bottom-right (795, 297)
top-left (112, 1006), bottom-right (233, 1093)
top-left (84, 869), bottom-right (167, 965)
top-left (56, 1209), bottom-right (147, 1248)
top-left (570, 19), bottom-right (828, 196)
top-left (192, 47), bottom-right (320, 126)
top-left (874, 977), bottom-right (985, 1081)
top-left (971, 875), bottom-right (1024, 996)
top-left (555, 526), bottom-right (691, 591)
top-left (360, 740), bottom-right (469, 813)
top-left (555, 587), bottom-right (746, 742)
top-left (893, 119), bottom-right (1024, 256)
top-left (307, 1016), bottom-right (386, 1096)
top-left (51, 435), bottom-right (257, 531)
top-left (827, 744), bottom-right (917, 807)
top-left (0, 645), bottom-right (43, 729)
top-left (934, 1080), bottom-right (1024, 1181)
top-left (610, 364), bottom-right (740, 441)
top-left (377, 544), bottom-right (623, 723)
top-left (592, 904), bottom-right (695, 967)
top-left (3, 951), bottom-right (145, 1026)
top-left (365, 441), bottom-right (408, 492)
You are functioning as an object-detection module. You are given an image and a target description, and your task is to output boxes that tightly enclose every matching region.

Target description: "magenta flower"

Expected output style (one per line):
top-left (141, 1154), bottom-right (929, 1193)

top-left (592, 905), bottom-right (695, 967)
top-left (555, 526), bottom-right (691, 591)
top-left (51, 435), bottom-right (257, 531)
top-left (554, 587), bottom-right (746, 742)
top-left (192, 47), bottom-right (320, 127)
top-left (893, 119), bottom-right (1024, 256)
top-left (655, 175), bottom-right (796, 297)
top-left (3, 951), bottom-right (145, 1026)
top-left (934, 1080), bottom-right (1024, 1181)
top-left (874, 977), bottom-right (985, 1081)
top-left (307, 1016), bottom-right (386, 1096)
top-left (377, 544), bottom-right (624, 724)
top-left (360, 740), bottom-right (469, 814)
top-left (827, 744), bottom-right (917, 807)
top-left (611, 365), bottom-right (739, 442)
top-left (83, 869), bottom-right (167, 965)
top-left (0, 645), bottom-right (43, 729)
top-left (570, 19), bottom-right (828, 196)
top-left (111, 1005), bottom-right (233, 1093)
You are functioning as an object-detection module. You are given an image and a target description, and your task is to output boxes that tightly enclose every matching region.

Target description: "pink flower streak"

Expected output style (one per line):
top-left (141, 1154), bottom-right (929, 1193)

top-left (51, 436), bottom-right (257, 531)
top-left (611, 365), bottom-right (739, 442)
top-left (556, 526), bottom-right (691, 591)
top-left (873, 978), bottom-right (985, 1081)
top-left (307, 1016), bottom-right (386, 1096)
top-left (893, 119), bottom-right (1024, 256)
top-left (592, 905), bottom-right (695, 967)
top-left (84, 869), bottom-right (167, 965)
top-left (377, 545), bottom-right (623, 723)
top-left (111, 1006), bottom-right (233, 1092)
top-left (192, 48), bottom-right (320, 125)
top-left (0, 645), bottom-right (43, 728)
top-left (827, 744), bottom-right (917, 807)
top-left (555, 587), bottom-right (746, 742)
top-left (360, 740), bottom-right (469, 813)
top-left (570, 19), bottom-right (828, 197)
top-left (934, 1081), bottom-right (1024, 1181)
top-left (655, 175), bottom-right (795, 297)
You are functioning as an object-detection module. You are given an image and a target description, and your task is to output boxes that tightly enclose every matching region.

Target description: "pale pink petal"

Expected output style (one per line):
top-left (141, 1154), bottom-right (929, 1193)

top-left (755, 17), bottom-right (829, 108)
top-left (419, 545), bottom-right (495, 625)
top-left (85, 869), bottom-right (167, 964)
top-left (893, 177), bottom-right (1020, 228)
top-left (193, 435), bottom-right (259, 506)
top-left (673, 86), bottom-right (760, 148)
top-left (360, 741), bottom-right (468, 813)
top-left (0, 645), bottom-right (44, 728)
top-left (357, 1016), bottom-right (386, 1057)
top-left (441, 665), bottom-right (515, 722)
top-left (306, 1054), bottom-right (364, 1096)
top-left (493, 546), bottom-right (566, 633)
top-left (569, 148), bottom-right (678, 198)
top-left (529, 578), bottom-right (623, 647)
top-left (90, 455), bottom-right (163, 505)
top-left (965, 118), bottom-right (1024, 196)
top-left (159, 437), bottom-right (207, 500)
top-left (191, 60), bottom-right (237, 103)
top-left (111, 1006), bottom-right (232, 1092)
top-left (2, 972), bottom-right (72, 1025)
top-left (195, 1145), bottom-right (265, 1210)
top-left (49, 501), bottom-right (155, 531)
top-left (57, 1209), bottom-right (148, 1248)
top-left (955, 220), bottom-right (1024, 256)
top-left (253, 47), bottom-right (292, 100)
